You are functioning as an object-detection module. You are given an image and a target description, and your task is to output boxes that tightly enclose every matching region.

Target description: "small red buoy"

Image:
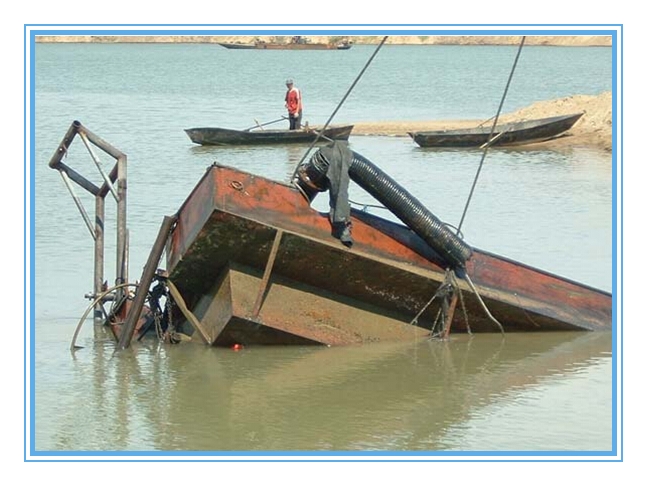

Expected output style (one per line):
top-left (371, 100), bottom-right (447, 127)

top-left (231, 343), bottom-right (243, 351)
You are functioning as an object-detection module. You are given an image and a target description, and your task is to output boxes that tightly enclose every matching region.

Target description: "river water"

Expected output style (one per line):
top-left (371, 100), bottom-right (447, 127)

top-left (30, 41), bottom-right (616, 457)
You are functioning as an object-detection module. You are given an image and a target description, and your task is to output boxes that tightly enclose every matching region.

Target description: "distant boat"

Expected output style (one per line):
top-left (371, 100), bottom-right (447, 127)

top-left (184, 125), bottom-right (354, 146)
top-left (217, 36), bottom-right (353, 50)
top-left (408, 113), bottom-right (584, 148)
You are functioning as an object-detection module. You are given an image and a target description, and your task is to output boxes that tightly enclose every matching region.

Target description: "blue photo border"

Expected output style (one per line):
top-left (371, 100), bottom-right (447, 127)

top-left (24, 23), bottom-right (623, 462)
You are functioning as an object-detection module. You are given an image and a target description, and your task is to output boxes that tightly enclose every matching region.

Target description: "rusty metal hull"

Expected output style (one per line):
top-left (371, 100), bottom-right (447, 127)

top-left (165, 163), bottom-right (612, 346)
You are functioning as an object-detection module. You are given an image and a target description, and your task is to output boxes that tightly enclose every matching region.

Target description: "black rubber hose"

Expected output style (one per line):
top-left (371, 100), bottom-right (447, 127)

top-left (297, 149), bottom-right (473, 270)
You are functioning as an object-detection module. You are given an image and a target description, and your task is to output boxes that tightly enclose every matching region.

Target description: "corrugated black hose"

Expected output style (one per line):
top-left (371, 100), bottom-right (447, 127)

top-left (296, 143), bottom-right (473, 273)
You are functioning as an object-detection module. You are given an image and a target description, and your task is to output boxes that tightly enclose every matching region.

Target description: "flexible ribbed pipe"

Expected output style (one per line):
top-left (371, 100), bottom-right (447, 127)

top-left (298, 149), bottom-right (473, 270)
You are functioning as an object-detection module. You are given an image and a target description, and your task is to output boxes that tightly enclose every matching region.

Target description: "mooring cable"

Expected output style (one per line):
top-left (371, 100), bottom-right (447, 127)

top-left (410, 38), bottom-right (526, 337)
top-left (289, 35), bottom-right (389, 182)
top-left (438, 36), bottom-right (526, 337)
top-left (456, 36), bottom-right (526, 234)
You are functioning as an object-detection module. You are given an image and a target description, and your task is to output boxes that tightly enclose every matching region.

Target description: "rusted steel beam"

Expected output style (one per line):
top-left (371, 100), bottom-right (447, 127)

top-left (441, 292), bottom-right (459, 339)
top-left (55, 162), bottom-right (101, 196)
top-left (79, 131), bottom-right (119, 202)
top-left (116, 155), bottom-right (127, 286)
top-left (252, 229), bottom-right (283, 318)
top-left (117, 215), bottom-right (176, 350)
top-left (74, 120), bottom-right (126, 160)
top-left (49, 120), bottom-right (125, 168)
top-left (93, 196), bottom-right (105, 324)
top-left (97, 163), bottom-right (119, 199)
top-left (59, 170), bottom-right (96, 239)
top-left (48, 122), bottom-right (80, 170)
top-left (166, 280), bottom-right (211, 344)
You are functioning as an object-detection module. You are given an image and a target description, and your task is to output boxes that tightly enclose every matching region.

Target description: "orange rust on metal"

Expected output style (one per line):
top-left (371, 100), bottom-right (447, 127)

top-left (164, 164), bottom-right (612, 345)
top-left (193, 263), bottom-right (430, 346)
top-left (252, 229), bottom-right (284, 318)
top-left (441, 292), bottom-right (460, 340)
top-left (118, 215), bottom-right (176, 349)
top-left (166, 279), bottom-right (212, 344)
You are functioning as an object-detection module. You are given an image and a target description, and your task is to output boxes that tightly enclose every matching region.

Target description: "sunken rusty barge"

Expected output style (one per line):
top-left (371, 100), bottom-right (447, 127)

top-left (50, 121), bottom-right (611, 349)
top-left (162, 162), bottom-right (611, 346)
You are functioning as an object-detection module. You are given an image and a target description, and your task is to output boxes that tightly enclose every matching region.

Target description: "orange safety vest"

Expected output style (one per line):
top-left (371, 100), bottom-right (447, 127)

top-left (285, 87), bottom-right (302, 115)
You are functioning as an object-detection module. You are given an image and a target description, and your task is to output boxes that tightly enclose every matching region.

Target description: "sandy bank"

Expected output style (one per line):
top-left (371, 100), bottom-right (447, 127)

top-left (351, 91), bottom-right (612, 152)
top-left (35, 35), bottom-right (612, 47)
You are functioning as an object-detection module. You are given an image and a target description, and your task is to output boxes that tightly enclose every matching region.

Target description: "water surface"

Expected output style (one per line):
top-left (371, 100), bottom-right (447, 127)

top-left (33, 42), bottom-right (614, 455)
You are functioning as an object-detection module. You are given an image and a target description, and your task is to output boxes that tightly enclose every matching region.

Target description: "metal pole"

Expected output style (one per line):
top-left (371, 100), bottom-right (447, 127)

top-left (94, 196), bottom-right (105, 324)
top-left (79, 131), bottom-right (119, 202)
top-left (59, 170), bottom-right (96, 240)
top-left (252, 229), bottom-right (283, 317)
top-left (116, 155), bottom-right (127, 287)
top-left (76, 120), bottom-right (126, 161)
top-left (116, 215), bottom-right (176, 350)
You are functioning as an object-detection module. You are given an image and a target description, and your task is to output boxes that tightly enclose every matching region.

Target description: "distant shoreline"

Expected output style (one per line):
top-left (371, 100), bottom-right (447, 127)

top-left (35, 35), bottom-right (612, 47)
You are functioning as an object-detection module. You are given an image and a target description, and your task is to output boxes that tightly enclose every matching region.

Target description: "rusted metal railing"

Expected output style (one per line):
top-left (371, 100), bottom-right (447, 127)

top-left (48, 120), bottom-right (128, 324)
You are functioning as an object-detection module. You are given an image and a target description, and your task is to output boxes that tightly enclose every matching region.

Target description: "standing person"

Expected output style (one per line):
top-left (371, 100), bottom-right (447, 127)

top-left (284, 79), bottom-right (303, 130)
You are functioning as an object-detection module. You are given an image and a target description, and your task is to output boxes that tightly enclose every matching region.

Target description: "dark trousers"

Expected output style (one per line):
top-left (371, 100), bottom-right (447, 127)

top-left (289, 112), bottom-right (302, 130)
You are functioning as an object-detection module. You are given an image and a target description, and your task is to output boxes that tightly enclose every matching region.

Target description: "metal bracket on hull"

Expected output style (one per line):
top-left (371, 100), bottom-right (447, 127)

top-left (252, 229), bottom-right (284, 318)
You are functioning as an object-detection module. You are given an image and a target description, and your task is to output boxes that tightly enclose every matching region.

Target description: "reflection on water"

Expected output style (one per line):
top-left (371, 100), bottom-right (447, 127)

top-left (36, 331), bottom-right (612, 452)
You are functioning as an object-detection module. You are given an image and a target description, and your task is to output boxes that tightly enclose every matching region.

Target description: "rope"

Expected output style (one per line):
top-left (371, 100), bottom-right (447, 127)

top-left (463, 272), bottom-right (505, 336)
top-left (456, 36), bottom-right (526, 234)
top-left (446, 39), bottom-right (527, 336)
top-left (409, 269), bottom-right (454, 327)
top-left (290, 36), bottom-right (389, 182)
top-left (455, 275), bottom-right (471, 335)
top-left (349, 199), bottom-right (387, 211)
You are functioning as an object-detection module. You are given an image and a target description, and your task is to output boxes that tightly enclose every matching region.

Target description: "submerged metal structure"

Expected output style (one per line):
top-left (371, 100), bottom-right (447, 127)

top-left (48, 120), bottom-right (129, 325)
top-left (163, 162), bottom-right (611, 347)
top-left (49, 122), bottom-right (612, 350)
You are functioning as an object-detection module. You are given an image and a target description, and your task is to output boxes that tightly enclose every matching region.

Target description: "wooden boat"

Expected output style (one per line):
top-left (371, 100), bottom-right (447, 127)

top-left (408, 113), bottom-right (584, 148)
top-left (217, 36), bottom-right (352, 50)
top-left (184, 125), bottom-right (354, 146)
top-left (162, 161), bottom-right (611, 347)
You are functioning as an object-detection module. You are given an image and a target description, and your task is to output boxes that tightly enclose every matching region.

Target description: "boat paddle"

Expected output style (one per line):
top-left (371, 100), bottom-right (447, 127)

top-left (244, 116), bottom-right (288, 131)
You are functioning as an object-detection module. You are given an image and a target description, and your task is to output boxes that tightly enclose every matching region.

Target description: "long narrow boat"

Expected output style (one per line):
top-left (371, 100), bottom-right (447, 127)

top-left (408, 113), bottom-right (584, 148)
top-left (184, 125), bottom-right (354, 146)
top-left (217, 37), bottom-right (352, 50)
top-left (163, 161), bottom-right (611, 347)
